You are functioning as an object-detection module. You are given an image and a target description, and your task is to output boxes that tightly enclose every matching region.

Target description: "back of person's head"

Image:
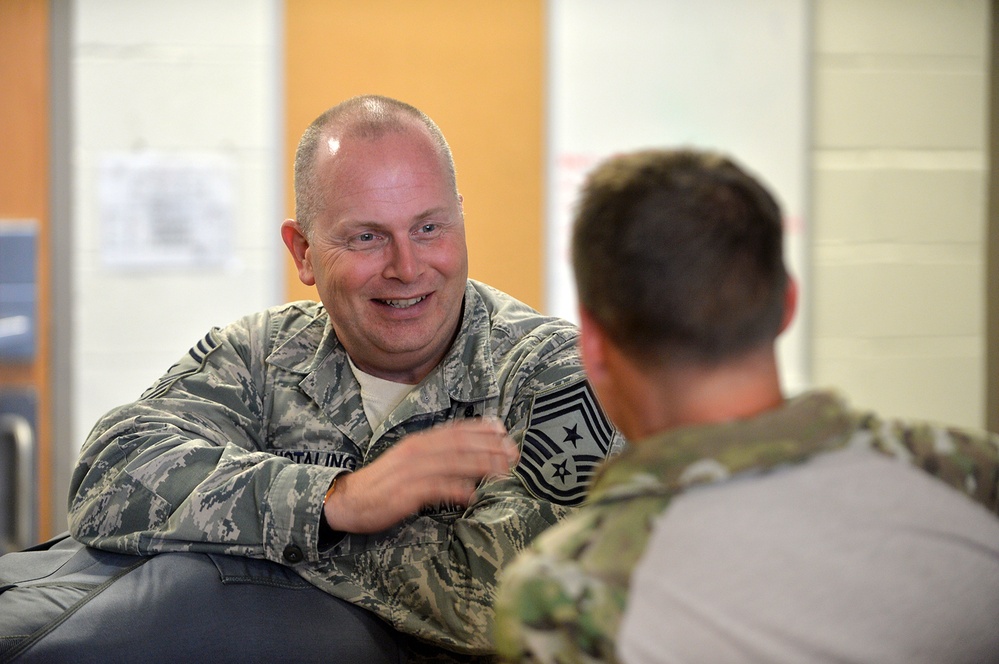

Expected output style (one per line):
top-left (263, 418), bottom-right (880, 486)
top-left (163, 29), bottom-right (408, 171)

top-left (571, 148), bottom-right (788, 366)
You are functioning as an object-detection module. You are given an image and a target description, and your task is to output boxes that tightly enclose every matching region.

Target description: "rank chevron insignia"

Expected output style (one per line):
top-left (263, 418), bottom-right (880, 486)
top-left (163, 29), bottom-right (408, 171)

top-left (517, 380), bottom-right (615, 506)
top-left (141, 329), bottom-right (222, 400)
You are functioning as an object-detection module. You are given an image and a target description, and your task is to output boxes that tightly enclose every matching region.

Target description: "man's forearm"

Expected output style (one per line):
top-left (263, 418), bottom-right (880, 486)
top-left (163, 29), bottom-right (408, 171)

top-left (68, 408), bottom-right (334, 562)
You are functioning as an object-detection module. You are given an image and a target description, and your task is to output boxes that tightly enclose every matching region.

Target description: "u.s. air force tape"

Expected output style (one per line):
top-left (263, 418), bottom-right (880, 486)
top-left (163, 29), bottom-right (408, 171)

top-left (516, 380), bottom-right (615, 506)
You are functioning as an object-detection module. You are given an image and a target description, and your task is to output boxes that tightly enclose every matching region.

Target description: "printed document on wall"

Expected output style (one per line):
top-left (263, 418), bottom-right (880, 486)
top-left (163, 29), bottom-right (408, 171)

top-left (99, 152), bottom-right (235, 270)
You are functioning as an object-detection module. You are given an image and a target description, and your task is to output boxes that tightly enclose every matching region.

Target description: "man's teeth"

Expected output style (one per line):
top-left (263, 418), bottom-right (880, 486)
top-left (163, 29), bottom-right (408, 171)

top-left (383, 296), bottom-right (426, 308)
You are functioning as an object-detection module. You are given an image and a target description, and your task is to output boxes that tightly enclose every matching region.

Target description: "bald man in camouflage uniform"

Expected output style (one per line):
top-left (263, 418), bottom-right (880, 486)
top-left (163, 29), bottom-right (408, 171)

top-left (494, 149), bottom-right (999, 663)
top-left (68, 96), bottom-right (621, 659)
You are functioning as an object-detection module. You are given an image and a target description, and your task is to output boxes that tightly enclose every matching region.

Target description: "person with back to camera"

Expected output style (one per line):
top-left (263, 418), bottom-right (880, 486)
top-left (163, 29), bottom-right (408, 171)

top-left (494, 147), bottom-right (999, 663)
top-left (61, 95), bottom-right (622, 661)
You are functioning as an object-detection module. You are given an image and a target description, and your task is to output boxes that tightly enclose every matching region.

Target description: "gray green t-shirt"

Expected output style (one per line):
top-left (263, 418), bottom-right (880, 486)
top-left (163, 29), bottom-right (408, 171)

top-left (619, 445), bottom-right (999, 663)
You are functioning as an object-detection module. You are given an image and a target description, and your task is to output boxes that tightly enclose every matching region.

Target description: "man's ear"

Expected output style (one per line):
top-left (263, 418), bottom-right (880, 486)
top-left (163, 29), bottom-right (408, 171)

top-left (779, 276), bottom-right (798, 334)
top-left (281, 219), bottom-right (316, 286)
top-left (578, 307), bottom-right (609, 384)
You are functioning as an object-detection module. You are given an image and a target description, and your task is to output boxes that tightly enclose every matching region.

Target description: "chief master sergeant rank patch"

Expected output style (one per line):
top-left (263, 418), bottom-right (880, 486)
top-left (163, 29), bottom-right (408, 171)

top-left (517, 380), bottom-right (616, 506)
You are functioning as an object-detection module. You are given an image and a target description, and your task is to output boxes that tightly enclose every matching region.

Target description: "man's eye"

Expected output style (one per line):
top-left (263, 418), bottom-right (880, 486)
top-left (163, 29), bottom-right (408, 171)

top-left (347, 232), bottom-right (383, 249)
top-left (420, 224), bottom-right (437, 234)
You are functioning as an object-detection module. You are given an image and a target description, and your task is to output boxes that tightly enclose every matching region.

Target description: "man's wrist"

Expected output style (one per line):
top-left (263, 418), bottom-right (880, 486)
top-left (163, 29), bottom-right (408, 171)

top-left (318, 475), bottom-right (343, 547)
top-left (322, 476), bottom-right (339, 514)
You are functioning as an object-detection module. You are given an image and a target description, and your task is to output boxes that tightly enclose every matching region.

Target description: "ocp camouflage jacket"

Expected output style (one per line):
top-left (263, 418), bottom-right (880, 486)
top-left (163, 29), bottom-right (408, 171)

top-left (494, 390), bottom-right (999, 663)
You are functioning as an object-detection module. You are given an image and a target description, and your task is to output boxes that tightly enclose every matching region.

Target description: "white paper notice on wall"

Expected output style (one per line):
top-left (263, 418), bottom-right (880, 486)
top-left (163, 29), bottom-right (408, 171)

top-left (100, 152), bottom-right (235, 270)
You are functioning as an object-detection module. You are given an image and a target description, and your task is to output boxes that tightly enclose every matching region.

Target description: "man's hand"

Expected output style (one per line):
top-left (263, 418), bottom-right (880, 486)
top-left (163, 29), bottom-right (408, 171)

top-left (324, 418), bottom-right (519, 533)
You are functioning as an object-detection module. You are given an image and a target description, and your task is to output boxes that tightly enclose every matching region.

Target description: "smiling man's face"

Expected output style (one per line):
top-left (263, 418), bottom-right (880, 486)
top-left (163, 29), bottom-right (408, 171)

top-left (287, 122), bottom-right (468, 384)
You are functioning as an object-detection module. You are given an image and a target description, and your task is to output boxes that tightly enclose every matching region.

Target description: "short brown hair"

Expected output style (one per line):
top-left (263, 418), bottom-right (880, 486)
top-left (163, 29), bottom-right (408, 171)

top-left (571, 148), bottom-right (788, 365)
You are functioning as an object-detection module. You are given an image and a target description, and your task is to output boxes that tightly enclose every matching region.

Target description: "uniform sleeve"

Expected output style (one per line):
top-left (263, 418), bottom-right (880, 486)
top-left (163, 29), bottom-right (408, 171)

top-left (492, 508), bottom-right (629, 664)
top-left (67, 317), bottom-right (337, 564)
top-left (346, 333), bottom-right (626, 654)
top-left (878, 421), bottom-right (999, 516)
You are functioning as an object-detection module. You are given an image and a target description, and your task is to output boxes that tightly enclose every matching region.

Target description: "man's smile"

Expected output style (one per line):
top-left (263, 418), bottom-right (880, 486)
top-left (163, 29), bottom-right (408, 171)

top-left (377, 295), bottom-right (428, 309)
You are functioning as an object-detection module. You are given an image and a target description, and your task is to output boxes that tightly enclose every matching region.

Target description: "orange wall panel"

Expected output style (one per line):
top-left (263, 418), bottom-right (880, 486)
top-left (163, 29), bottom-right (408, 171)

top-left (284, 0), bottom-right (545, 310)
top-left (0, 0), bottom-right (49, 217)
top-left (0, 0), bottom-right (52, 537)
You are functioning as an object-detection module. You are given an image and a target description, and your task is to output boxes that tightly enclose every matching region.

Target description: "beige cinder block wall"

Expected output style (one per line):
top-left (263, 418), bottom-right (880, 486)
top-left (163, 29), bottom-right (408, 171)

top-left (811, 0), bottom-right (989, 429)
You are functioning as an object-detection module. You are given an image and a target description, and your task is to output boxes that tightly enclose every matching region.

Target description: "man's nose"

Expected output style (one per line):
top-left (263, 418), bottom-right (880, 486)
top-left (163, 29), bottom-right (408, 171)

top-left (384, 239), bottom-right (421, 281)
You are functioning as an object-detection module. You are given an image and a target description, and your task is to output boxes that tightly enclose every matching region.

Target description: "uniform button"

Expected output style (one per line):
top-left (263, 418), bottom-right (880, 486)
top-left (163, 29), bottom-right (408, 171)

top-left (283, 544), bottom-right (304, 563)
top-left (464, 405), bottom-right (475, 417)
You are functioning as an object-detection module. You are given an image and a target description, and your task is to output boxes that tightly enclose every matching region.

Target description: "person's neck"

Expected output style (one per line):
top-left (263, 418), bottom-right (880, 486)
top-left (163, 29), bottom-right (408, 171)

top-left (618, 349), bottom-right (785, 442)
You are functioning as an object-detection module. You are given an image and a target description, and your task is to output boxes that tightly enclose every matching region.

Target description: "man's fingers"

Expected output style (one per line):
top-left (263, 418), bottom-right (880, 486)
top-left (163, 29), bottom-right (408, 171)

top-left (433, 429), bottom-right (519, 478)
top-left (462, 419), bottom-right (520, 467)
top-left (330, 422), bottom-right (522, 533)
top-left (444, 478), bottom-right (481, 506)
top-left (409, 419), bottom-right (519, 475)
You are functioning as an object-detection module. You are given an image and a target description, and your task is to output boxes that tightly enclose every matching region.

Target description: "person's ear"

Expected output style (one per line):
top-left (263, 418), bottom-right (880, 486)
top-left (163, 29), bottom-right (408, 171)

top-left (779, 276), bottom-right (798, 334)
top-left (578, 307), bottom-right (609, 384)
top-left (281, 219), bottom-right (316, 286)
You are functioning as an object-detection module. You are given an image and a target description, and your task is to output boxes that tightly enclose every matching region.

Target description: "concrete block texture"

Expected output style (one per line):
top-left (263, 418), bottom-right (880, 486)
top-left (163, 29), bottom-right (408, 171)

top-left (815, 68), bottom-right (986, 149)
top-left (813, 167), bottom-right (985, 244)
top-left (812, 257), bottom-right (983, 338)
top-left (813, 336), bottom-right (984, 427)
top-left (815, 0), bottom-right (988, 56)
top-left (810, 0), bottom-right (989, 429)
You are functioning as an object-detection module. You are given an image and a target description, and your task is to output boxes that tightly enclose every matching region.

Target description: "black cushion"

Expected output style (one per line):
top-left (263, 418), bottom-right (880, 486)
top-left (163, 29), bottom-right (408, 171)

top-left (0, 535), bottom-right (405, 663)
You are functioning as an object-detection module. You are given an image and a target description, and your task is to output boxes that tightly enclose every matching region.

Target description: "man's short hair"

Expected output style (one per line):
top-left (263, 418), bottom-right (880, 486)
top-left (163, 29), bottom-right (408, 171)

top-left (571, 148), bottom-right (788, 366)
top-left (293, 95), bottom-right (458, 235)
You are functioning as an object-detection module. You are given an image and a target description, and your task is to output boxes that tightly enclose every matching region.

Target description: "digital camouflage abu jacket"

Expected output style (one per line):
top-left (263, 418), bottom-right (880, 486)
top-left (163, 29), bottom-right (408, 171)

top-left (68, 280), bottom-right (623, 655)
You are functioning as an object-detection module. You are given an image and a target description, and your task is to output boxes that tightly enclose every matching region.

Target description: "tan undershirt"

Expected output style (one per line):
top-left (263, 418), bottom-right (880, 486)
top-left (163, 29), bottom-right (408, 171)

top-left (347, 356), bottom-right (417, 432)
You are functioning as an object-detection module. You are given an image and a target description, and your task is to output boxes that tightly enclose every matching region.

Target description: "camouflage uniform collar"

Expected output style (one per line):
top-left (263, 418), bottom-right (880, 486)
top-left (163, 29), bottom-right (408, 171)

top-left (436, 280), bottom-right (500, 403)
top-left (588, 390), bottom-right (858, 504)
top-left (263, 283), bottom-right (500, 404)
top-left (266, 303), bottom-right (337, 375)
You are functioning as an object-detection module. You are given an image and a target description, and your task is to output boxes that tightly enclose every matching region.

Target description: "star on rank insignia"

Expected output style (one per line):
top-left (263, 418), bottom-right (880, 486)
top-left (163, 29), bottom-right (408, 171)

top-left (516, 379), bottom-right (616, 506)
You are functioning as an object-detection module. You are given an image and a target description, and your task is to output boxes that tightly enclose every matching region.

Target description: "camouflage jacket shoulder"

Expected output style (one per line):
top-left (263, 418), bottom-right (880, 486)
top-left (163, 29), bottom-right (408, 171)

top-left (69, 280), bottom-right (623, 655)
top-left (493, 390), bottom-right (999, 663)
